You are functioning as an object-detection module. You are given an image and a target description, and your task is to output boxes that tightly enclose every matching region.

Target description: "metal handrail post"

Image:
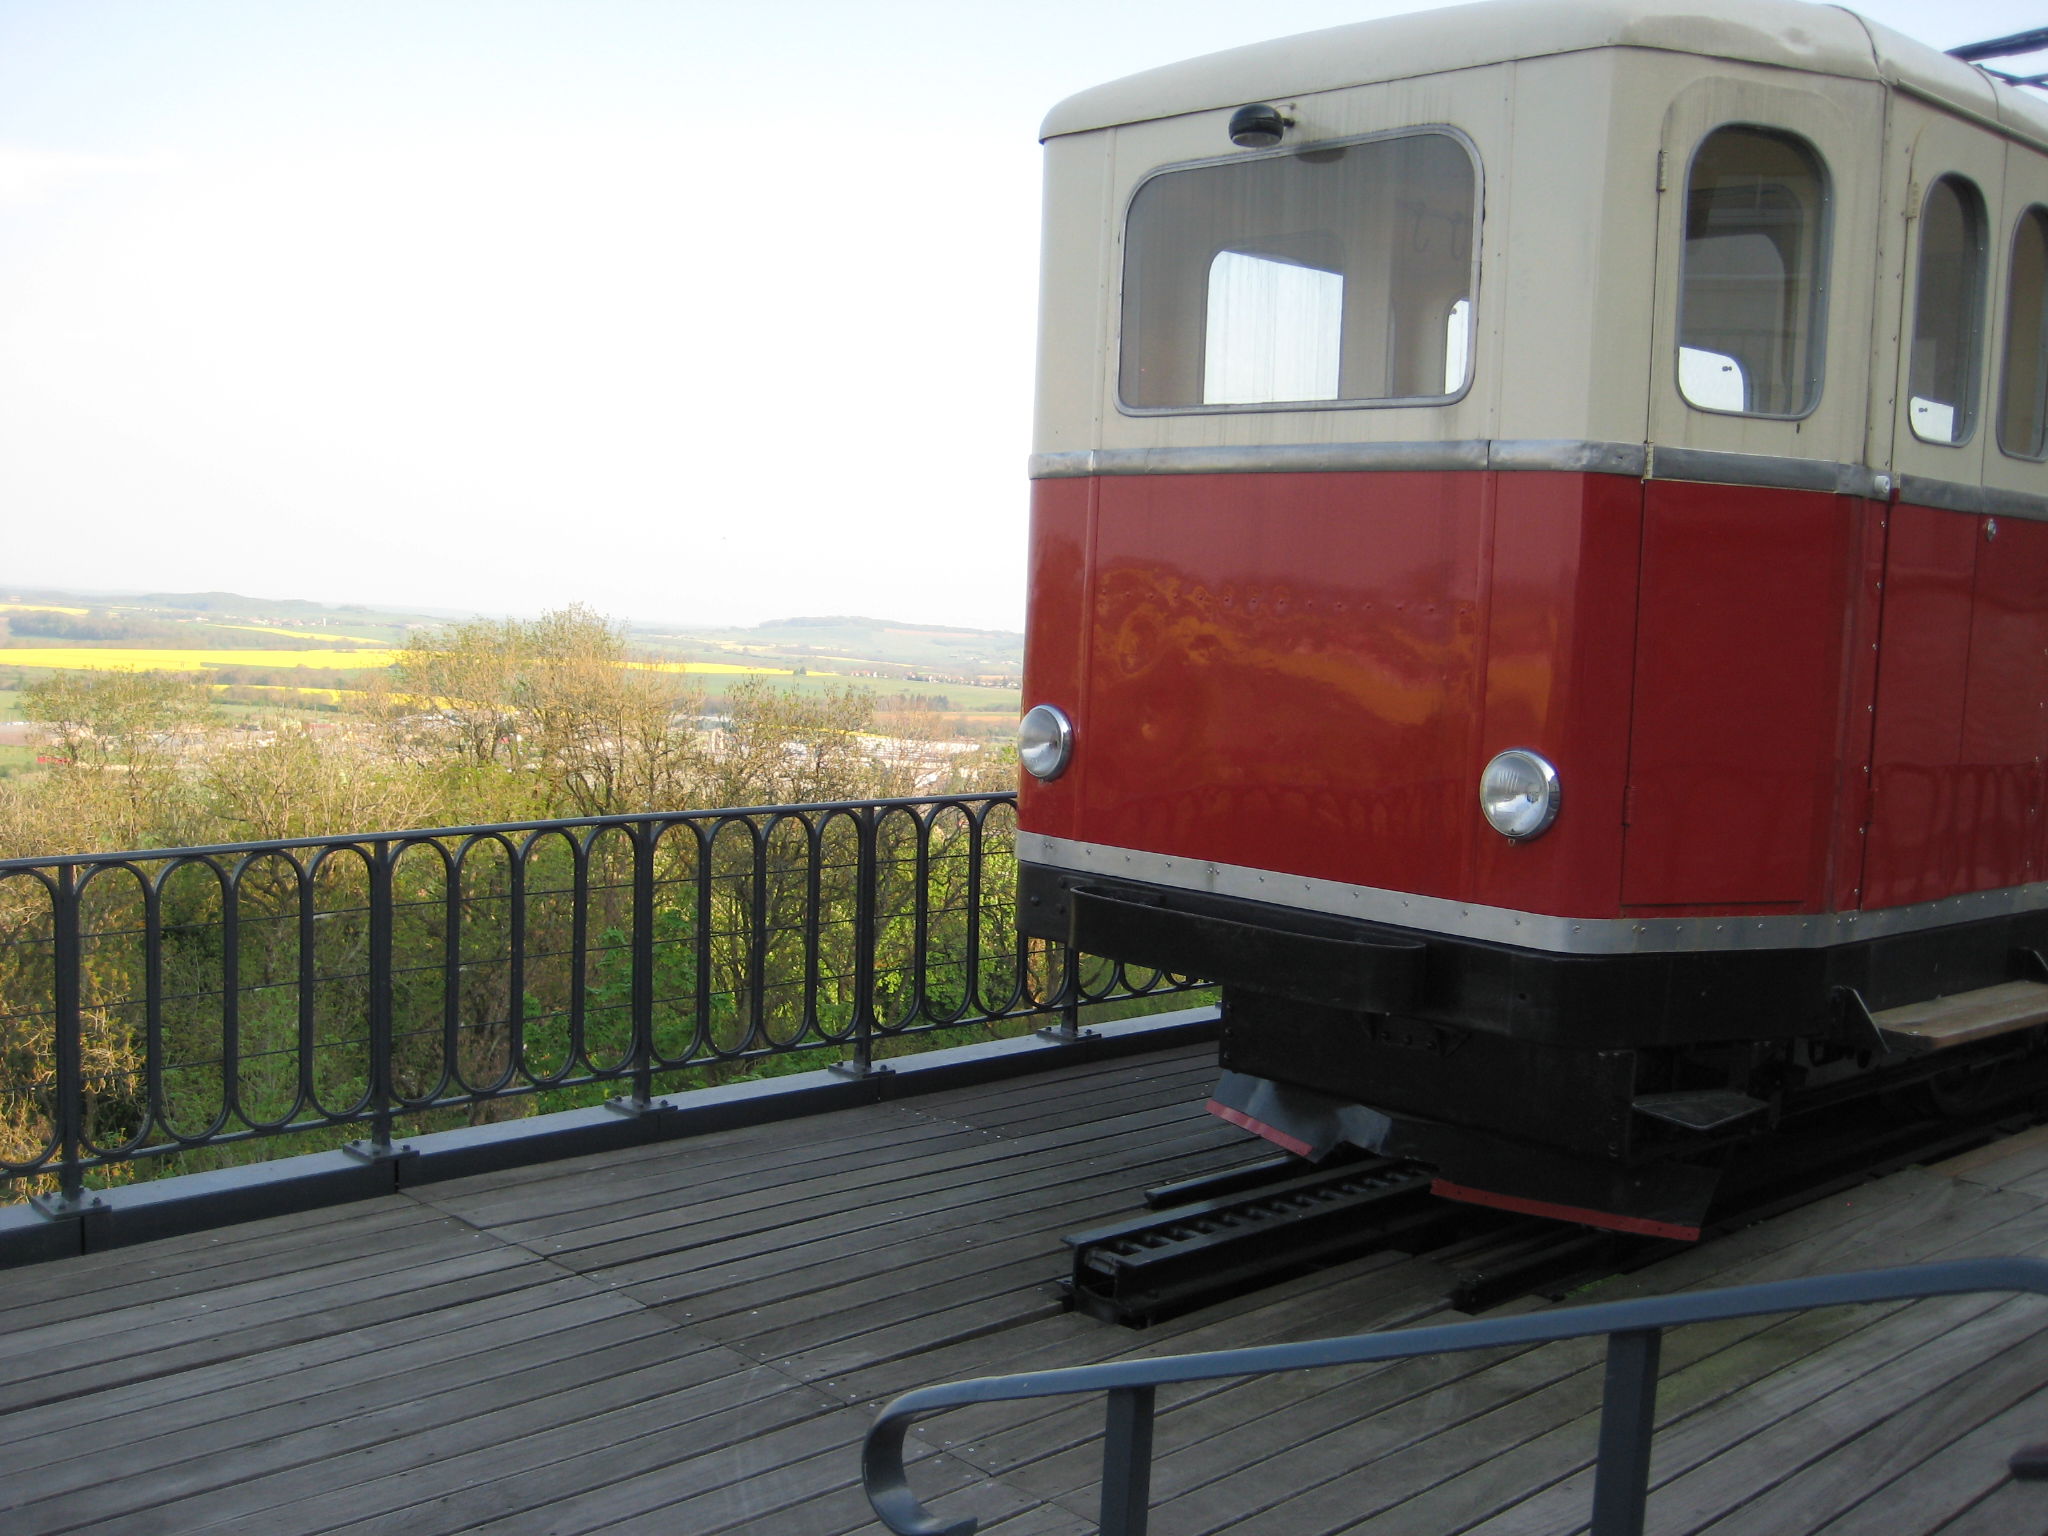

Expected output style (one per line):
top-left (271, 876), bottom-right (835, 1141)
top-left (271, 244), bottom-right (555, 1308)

top-left (1037, 943), bottom-right (1085, 1042)
top-left (620, 819), bottom-right (658, 1111)
top-left (1100, 1385), bottom-right (1158, 1536)
top-left (1591, 1327), bottom-right (1663, 1536)
top-left (363, 840), bottom-right (396, 1158)
top-left (50, 866), bottom-right (87, 1211)
top-left (846, 806), bottom-right (880, 1076)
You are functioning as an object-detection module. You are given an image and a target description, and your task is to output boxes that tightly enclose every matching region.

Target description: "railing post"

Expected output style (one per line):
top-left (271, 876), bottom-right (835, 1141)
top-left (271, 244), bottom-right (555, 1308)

top-left (31, 865), bottom-right (101, 1220)
top-left (1590, 1327), bottom-right (1663, 1536)
top-left (1037, 943), bottom-right (1089, 1043)
top-left (1100, 1385), bottom-right (1157, 1536)
top-left (348, 840), bottom-right (400, 1162)
top-left (836, 805), bottom-right (885, 1078)
top-left (609, 820), bottom-right (660, 1114)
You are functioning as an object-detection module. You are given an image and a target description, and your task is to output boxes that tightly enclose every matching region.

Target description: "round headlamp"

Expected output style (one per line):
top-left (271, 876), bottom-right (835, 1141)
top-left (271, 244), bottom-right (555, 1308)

top-left (1018, 704), bottom-right (1074, 781)
top-left (1479, 749), bottom-right (1560, 840)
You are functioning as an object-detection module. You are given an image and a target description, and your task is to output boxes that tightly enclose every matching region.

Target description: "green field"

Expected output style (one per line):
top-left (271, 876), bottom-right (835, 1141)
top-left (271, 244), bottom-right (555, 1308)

top-left (632, 615), bottom-right (1021, 680)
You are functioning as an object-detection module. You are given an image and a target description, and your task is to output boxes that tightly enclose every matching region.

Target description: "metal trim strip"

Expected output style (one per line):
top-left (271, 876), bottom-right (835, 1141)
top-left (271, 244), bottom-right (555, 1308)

top-left (1648, 447), bottom-right (1885, 498)
top-left (1027, 442), bottom-right (2048, 515)
top-left (1028, 440), bottom-right (1876, 493)
top-left (1017, 831), bottom-right (2048, 957)
top-left (1896, 474), bottom-right (2048, 521)
top-left (1486, 438), bottom-right (1646, 475)
top-left (1029, 442), bottom-right (1493, 478)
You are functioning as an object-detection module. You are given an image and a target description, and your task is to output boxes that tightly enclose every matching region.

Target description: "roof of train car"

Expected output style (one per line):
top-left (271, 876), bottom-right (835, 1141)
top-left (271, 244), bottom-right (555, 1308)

top-left (1040, 0), bottom-right (2048, 147)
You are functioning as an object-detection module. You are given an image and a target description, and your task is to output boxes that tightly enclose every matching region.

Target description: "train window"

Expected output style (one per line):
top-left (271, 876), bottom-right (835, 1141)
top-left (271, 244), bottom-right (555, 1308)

top-left (1120, 130), bottom-right (1477, 411)
top-left (1907, 175), bottom-right (1988, 445)
top-left (1999, 206), bottom-right (2048, 460)
top-left (1676, 126), bottom-right (1829, 418)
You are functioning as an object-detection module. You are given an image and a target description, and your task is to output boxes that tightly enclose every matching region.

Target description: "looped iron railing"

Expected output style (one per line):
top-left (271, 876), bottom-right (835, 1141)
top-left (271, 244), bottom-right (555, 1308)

top-left (861, 1255), bottom-right (2048, 1536)
top-left (0, 792), bottom-right (1199, 1207)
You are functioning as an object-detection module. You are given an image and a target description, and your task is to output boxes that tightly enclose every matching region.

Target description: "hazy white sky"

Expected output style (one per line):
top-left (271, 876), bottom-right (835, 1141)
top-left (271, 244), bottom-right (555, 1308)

top-left (2, 1), bottom-right (2041, 631)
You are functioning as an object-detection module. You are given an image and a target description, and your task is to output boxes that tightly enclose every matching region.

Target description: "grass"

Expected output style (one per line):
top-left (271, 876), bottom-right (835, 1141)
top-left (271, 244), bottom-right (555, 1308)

top-left (625, 660), bottom-right (795, 676)
top-left (203, 622), bottom-right (391, 644)
top-left (0, 648), bottom-right (404, 672)
top-left (744, 674), bottom-right (1021, 710)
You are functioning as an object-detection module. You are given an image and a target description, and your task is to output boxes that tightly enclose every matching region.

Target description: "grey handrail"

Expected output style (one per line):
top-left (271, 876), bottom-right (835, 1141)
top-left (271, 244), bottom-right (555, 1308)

top-left (861, 1255), bottom-right (2048, 1536)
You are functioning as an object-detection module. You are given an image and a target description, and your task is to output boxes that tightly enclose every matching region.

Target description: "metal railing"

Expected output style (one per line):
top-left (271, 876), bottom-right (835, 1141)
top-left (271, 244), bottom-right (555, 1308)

top-left (862, 1255), bottom-right (2048, 1536)
top-left (0, 792), bottom-right (1198, 1210)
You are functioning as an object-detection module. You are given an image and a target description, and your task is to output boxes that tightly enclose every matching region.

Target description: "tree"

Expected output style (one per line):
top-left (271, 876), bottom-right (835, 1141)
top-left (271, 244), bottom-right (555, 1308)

top-left (20, 670), bottom-right (216, 776)
top-left (375, 605), bottom-right (702, 817)
top-left (196, 724), bottom-right (445, 843)
top-left (700, 677), bottom-right (881, 808)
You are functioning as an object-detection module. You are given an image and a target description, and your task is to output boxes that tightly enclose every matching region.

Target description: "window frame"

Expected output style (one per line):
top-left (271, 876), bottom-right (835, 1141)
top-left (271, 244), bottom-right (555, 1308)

top-left (1113, 123), bottom-right (1485, 418)
top-left (1904, 172), bottom-right (1990, 449)
top-left (1998, 203), bottom-right (2048, 464)
top-left (1672, 121), bottom-right (1834, 423)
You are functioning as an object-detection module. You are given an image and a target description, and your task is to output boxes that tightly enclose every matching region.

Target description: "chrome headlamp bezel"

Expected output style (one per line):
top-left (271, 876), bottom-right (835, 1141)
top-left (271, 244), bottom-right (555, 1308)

top-left (1479, 748), bottom-right (1561, 840)
top-left (1018, 704), bottom-right (1074, 781)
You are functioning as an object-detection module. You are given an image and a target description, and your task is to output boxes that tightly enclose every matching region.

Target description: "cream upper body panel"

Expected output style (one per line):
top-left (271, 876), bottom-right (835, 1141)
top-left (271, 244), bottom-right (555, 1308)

top-left (1038, 0), bottom-right (1887, 140)
top-left (1031, 0), bottom-right (2048, 509)
top-left (1035, 43), bottom-right (1874, 460)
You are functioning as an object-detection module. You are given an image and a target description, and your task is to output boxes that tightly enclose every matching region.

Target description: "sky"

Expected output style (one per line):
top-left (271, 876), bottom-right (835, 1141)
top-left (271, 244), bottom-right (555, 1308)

top-left (2, 1), bottom-right (2044, 633)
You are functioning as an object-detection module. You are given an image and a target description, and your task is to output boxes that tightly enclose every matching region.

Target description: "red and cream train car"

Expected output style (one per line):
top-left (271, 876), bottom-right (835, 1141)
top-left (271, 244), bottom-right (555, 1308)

top-left (1014, 0), bottom-right (2048, 1238)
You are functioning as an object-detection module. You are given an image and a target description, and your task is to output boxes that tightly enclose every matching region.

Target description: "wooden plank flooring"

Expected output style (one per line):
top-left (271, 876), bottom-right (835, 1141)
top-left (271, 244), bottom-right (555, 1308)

top-left (5, 1043), bottom-right (2048, 1533)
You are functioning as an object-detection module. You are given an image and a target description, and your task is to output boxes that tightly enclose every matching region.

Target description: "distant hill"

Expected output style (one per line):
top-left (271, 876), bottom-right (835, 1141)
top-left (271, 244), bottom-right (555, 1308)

top-left (0, 587), bottom-right (1024, 695)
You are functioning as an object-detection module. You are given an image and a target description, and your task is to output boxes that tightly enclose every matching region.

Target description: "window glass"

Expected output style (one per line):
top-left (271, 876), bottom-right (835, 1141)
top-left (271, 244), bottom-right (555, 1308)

top-left (1907, 175), bottom-right (1988, 445)
top-left (1121, 131), bottom-right (1477, 410)
top-left (1677, 127), bottom-right (1829, 416)
top-left (2000, 206), bottom-right (2048, 459)
top-left (1203, 251), bottom-right (1343, 404)
top-left (1678, 346), bottom-right (1746, 411)
top-left (1442, 297), bottom-right (1472, 394)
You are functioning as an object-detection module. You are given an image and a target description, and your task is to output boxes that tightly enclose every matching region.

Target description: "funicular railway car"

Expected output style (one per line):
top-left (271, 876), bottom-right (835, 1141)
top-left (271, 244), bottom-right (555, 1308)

top-left (1014, 0), bottom-right (2048, 1240)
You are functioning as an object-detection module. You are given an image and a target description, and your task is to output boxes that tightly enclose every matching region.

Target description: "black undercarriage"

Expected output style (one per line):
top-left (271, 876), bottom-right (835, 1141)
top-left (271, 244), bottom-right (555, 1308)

top-left (1019, 859), bottom-right (2048, 1235)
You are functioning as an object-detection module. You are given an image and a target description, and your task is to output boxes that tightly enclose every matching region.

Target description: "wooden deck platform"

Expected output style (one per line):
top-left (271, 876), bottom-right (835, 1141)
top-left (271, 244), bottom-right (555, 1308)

top-left (5, 1043), bottom-right (2048, 1534)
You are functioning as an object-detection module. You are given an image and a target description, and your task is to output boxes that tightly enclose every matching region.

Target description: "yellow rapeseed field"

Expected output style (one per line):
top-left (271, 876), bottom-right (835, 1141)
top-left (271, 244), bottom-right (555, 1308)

top-left (0, 602), bottom-right (90, 616)
top-left (2, 648), bottom-right (796, 677)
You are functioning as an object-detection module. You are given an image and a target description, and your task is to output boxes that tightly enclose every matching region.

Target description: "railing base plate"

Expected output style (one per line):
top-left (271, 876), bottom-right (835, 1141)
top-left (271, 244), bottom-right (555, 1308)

top-left (28, 1191), bottom-right (107, 1222)
top-left (829, 1060), bottom-right (896, 1080)
top-left (1036, 1025), bottom-right (1099, 1043)
top-left (603, 1096), bottom-right (679, 1118)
